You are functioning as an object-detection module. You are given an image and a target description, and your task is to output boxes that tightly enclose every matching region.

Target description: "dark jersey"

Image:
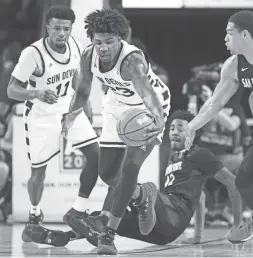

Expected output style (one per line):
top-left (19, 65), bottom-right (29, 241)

top-left (163, 145), bottom-right (224, 212)
top-left (237, 54), bottom-right (253, 90)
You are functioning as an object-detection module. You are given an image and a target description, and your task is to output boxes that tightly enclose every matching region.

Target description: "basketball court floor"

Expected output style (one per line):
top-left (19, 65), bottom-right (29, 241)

top-left (1, 224), bottom-right (253, 257)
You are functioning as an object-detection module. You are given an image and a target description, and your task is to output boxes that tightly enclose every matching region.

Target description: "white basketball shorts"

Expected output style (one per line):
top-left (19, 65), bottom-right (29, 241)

top-left (23, 101), bottom-right (98, 168)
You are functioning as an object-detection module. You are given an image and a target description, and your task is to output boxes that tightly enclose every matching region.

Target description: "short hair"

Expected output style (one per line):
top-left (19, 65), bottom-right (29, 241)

top-left (46, 5), bottom-right (76, 24)
top-left (229, 10), bottom-right (253, 37)
top-left (84, 9), bottom-right (131, 40)
top-left (167, 110), bottom-right (202, 143)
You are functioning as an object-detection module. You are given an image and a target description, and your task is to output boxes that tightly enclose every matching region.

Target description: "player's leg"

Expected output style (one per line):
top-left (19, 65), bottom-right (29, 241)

top-left (228, 143), bottom-right (253, 243)
top-left (216, 153), bottom-right (242, 225)
top-left (22, 165), bottom-right (47, 242)
top-left (77, 142), bottom-right (99, 203)
top-left (117, 191), bottom-right (186, 245)
top-left (117, 206), bottom-right (168, 245)
top-left (98, 142), bottom-right (156, 254)
top-left (99, 147), bottom-right (125, 187)
top-left (97, 99), bottom-right (170, 254)
top-left (81, 188), bottom-right (186, 247)
top-left (62, 111), bottom-right (99, 234)
top-left (98, 108), bottom-right (126, 187)
top-left (27, 166), bottom-right (46, 217)
top-left (63, 142), bottom-right (99, 234)
top-left (22, 105), bottom-right (61, 242)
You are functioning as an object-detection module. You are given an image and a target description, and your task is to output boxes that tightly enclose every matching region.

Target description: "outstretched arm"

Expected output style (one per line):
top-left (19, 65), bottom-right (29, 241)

top-left (121, 52), bottom-right (164, 141)
top-left (189, 56), bottom-right (239, 131)
top-left (61, 47), bottom-right (93, 137)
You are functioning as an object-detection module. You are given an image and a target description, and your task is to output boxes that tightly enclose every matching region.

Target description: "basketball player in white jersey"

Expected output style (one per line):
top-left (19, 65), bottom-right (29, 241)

top-left (61, 9), bottom-right (171, 254)
top-left (7, 6), bottom-right (99, 242)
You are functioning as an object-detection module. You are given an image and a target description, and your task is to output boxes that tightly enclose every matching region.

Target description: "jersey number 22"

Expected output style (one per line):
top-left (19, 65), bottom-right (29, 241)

top-left (165, 173), bottom-right (175, 187)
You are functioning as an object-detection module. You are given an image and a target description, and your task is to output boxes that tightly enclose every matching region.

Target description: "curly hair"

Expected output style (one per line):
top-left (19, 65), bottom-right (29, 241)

top-left (84, 9), bottom-right (131, 40)
top-left (166, 110), bottom-right (203, 143)
top-left (46, 5), bottom-right (76, 24)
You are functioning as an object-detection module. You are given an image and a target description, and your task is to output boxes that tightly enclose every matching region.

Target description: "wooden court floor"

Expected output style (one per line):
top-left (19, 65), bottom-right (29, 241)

top-left (0, 224), bottom-right (253, 257)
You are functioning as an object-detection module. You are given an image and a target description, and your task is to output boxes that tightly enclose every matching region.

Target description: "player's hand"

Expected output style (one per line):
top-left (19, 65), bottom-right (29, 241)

top-left (34, 90), bottom-right (58, 104)
top-left (61, 108), bottom-right (83, 138)
top-left (143, 115), bottom-right (165, 145)
top-left (184, 123), bottom-right (196, 151)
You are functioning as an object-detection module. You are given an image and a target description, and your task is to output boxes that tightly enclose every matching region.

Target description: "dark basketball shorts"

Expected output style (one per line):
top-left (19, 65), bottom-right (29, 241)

top-left (117, 189), bottom-right (193, 244)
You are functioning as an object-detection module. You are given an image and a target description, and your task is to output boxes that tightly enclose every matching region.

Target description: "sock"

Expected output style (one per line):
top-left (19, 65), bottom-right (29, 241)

top-left (30, 205), bottom-right (41, 216)
top-left (132, 185), bottom-right (141, 199)
top-left (107, 214), bottom-right (122, 230)
top-left (73, 196), bottom-right (87, 212)
top-left (133, 185), bottom-right (144, 205)
top-left (100, 210), bottom-right (111, 218)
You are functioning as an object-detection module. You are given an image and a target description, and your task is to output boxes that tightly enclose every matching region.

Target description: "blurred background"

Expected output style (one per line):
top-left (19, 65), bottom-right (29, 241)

top-left (0, 0), bottom-right (252, 228)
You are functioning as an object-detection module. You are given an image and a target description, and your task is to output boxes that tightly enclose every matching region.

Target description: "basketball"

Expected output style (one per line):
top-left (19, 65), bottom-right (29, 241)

top-left (116, 108), bottom-right (155, 147)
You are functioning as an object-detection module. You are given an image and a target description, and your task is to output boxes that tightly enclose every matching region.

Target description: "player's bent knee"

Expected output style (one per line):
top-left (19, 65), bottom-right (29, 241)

top-left (100, 173), bottom-right (119, 187)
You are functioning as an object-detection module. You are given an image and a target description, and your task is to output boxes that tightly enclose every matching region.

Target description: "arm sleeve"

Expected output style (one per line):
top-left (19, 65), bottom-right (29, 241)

top-left (194, 147), bottom-right (224, 176)
top-left (11, 47), bottom-right (39, 82)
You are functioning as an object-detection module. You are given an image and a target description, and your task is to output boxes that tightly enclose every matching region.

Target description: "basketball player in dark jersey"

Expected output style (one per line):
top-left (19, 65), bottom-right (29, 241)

top-left (26, 110), bottom-right (242, 247)
top-left (185, 10), bottom-right (253, 243)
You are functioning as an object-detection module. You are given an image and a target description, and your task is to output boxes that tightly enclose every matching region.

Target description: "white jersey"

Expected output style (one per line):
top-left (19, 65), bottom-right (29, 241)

top-left (12, 37), bottom-right (82, 115)
top-left (91, 40), bottom-right (170, 106)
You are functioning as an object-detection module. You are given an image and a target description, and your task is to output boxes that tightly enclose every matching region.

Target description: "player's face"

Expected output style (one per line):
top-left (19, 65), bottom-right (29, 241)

top-left (47, 18), bottom-right (72, 49)
top-left (169, 119), bottom-right (187, 151)
top-left (93, 33), bottom-right (122, 63)
top-left (225, 22), bottom-right (245, 55)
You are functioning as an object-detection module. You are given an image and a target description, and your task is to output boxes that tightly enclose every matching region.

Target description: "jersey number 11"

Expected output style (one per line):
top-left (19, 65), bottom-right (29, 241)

top-left (56, 81), bottom-right (70, 97)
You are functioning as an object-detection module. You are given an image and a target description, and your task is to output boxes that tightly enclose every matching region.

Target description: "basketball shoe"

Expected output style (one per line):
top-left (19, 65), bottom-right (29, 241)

top-left (134, 182), bottom-right (158, 235)
top-left (97, 226), bottom-right (117, 255)
top-left (29, 226), bottom-right (83, 247)
top-left (227, 216), bottom-right (253, 243)
top-left (22, 210), bottom-right (44, 242)
top-left (63, 208), bottom-right (89, 235)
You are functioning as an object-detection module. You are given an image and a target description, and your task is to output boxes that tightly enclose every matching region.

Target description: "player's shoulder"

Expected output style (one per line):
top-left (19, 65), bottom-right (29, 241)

top-left (188, 145), bottom-right (214, 162)
top-left (220, 55), bottom-right (238, 80)
top-left (69, 36), bottom-right (84, 54)
top-left (19, 40), bottom-right (43, 60)
top-left (81, 44), bottom-right (94, 62)
top-left (124, 51), bottom-right (144, 64)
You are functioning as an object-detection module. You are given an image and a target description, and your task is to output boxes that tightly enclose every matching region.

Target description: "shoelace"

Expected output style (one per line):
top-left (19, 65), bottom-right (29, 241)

top-left (78, 209), bottom-right (90, 221)
top-left (27, 214), bottom-right (40, 224)
top-left (99, 228), bottom-right (115, 242)
top-left (136, 201), bottom-right (149, 219)
top-left (239, 218), bottom-right (253, 231)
